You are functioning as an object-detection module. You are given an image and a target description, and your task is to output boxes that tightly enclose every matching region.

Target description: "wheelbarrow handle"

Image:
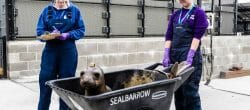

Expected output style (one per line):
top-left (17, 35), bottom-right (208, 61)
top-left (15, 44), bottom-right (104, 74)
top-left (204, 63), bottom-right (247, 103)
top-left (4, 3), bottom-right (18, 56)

top-left (144, 63), bottom-right (163, 70)
top-left (144, 63), bottom-right (173, 73)
top-left (162, 66), bottom-right (172, 73)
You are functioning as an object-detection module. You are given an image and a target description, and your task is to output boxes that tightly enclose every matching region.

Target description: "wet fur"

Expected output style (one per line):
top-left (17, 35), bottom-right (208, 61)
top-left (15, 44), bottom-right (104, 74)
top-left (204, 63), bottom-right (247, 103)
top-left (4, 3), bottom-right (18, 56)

top-left (123, 71), bottom-right (156, 88)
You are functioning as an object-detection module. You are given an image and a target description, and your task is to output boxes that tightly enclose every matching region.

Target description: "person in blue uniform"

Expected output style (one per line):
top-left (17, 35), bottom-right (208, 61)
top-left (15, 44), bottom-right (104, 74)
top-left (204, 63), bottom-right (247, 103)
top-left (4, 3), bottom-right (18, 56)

top-left (163, 0), bottom-right (208, 110)
top-left (36, 0), bottom-right (85, 110)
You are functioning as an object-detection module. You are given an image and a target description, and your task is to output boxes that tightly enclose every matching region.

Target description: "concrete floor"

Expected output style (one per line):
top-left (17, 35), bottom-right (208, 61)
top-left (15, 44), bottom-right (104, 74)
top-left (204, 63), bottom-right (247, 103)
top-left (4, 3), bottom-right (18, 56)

top-left (0, 76), bottom-right (250, 110)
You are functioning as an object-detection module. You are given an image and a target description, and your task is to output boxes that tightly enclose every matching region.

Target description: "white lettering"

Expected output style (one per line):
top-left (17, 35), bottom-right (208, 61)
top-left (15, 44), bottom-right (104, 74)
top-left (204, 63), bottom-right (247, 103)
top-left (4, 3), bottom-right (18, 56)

top-left (110, 90), bottom-right (151, 106)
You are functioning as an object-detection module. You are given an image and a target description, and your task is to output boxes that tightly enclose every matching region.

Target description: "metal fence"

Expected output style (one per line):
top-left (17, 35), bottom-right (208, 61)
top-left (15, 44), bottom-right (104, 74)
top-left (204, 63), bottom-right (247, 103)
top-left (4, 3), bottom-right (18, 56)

top-left (218, 0), bottom-right (238, 35)
top-left (13, 0), bottom-right (171, 39)
top-left (6, 0), bottom-right (244, 39)
top-left (200, 0), bottom-right (238, 35)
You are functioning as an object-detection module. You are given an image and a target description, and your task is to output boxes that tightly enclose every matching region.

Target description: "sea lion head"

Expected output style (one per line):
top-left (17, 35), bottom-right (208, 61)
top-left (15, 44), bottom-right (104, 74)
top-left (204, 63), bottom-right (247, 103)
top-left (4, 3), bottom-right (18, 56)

top-left (80, 63), bottom-right (105, 90)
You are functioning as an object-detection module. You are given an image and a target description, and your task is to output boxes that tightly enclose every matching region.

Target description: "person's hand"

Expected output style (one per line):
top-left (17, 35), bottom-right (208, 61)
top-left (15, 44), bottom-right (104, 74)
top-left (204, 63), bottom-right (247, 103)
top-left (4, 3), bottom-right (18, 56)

top-left (58, 33), bottom-right (70, 40)
top-left (163, 48), bottom-right (170, 67)
top-left (186, 49), bottom-right (196, 66)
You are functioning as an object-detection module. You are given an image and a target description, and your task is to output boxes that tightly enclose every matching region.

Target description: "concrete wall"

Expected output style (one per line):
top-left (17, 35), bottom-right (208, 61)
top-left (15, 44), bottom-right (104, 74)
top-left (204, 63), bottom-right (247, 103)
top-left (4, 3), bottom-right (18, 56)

top-left (202, 36), bottom-right (250, 78)
top-left (8, 37), bottom-right (165, 79)
top-left (7, 36), bottom-right (250, 80)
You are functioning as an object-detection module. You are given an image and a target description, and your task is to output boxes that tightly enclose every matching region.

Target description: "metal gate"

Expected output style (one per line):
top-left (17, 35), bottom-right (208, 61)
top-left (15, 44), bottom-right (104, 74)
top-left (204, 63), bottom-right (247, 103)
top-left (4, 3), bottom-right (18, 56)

top-left (211, 0), bottom-right (238, 35)
top-left (13, 0), bottom-right (171, 39)
top-left (218, 0), bottom-right (237, 35)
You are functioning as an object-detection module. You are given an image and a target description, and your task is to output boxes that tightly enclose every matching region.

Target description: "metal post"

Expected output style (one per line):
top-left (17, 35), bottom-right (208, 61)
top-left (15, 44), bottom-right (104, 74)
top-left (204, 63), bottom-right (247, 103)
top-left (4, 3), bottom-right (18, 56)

top-left (234, 0), bottom-right (238, 35)
top-left (171, 0), bottom-right (175, 13)
top-left (102, 0), bottom-right (111, 38)
top-left (137, 0), bottom-right (145, 37)
top-left (211, 0), bottom-right (214, 12)
top-left (2, 36), bottom-right (8, 78)
top-left (246, 23), bottom-right (249, 34)
top-left (218, 0), bottom-right (221, 35)
top-left (243, 21), bottom-right (247, 34)
top-left (210, 0), bottom-right (214, 79)
top-left (205, 0), bottom-right (215, 85)
top-left (6, 0), bottom-right (16, 40)
top-left (197, 0), bottom-right (202, 7)
top-left (141, 0), bottom-right (145, 37)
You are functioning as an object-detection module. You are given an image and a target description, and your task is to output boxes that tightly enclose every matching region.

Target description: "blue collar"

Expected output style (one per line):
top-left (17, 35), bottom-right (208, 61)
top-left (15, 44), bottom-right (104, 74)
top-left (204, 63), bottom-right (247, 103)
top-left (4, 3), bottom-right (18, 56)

top-left (178, 6), bottom-right (194, 24)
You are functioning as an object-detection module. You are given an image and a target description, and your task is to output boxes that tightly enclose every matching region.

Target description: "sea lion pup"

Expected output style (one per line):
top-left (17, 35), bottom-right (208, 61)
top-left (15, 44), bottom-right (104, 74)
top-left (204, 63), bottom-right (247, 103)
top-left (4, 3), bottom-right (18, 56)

top-left (79, 63), bottom-right (111, 96)
top-left (123, 70), bottom-right (156, 88)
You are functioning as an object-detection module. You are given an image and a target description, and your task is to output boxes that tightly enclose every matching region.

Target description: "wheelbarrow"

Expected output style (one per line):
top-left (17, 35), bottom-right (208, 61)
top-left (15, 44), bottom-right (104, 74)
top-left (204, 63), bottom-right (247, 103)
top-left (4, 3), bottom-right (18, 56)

top-left (46, 63), bottom-right (194, 110)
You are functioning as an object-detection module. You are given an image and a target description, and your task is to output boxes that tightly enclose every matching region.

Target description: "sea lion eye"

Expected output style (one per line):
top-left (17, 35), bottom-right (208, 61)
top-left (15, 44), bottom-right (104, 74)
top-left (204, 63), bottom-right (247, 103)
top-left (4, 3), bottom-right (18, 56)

top-left (93, 73), bottom-right (100, 78)
top-left (80, 71), bottom-right (85, 76)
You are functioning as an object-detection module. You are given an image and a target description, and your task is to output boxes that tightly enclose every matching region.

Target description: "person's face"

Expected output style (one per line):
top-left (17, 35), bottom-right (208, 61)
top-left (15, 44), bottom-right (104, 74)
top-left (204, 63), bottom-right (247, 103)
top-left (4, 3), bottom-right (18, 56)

top-left (55, 0), bottom-right (67, 9)
top-left (179, 0), bottom-right (193, 8)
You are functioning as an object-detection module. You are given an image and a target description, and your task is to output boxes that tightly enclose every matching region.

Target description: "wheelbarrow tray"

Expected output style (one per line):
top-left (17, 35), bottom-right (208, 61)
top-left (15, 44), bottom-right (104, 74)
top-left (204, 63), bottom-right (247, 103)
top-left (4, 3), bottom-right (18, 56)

top-left (46, 67), bottom-right (194, 110)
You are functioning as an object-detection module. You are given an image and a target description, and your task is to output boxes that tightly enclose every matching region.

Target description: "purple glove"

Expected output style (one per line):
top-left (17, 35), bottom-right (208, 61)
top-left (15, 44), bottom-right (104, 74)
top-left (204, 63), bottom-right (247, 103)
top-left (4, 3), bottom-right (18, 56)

top-left (186, 49), bottom-right (196, 66)
top-left (163, 48), bottom-right (170, 67)
top-left (58, 33), bottom-right (70, 40)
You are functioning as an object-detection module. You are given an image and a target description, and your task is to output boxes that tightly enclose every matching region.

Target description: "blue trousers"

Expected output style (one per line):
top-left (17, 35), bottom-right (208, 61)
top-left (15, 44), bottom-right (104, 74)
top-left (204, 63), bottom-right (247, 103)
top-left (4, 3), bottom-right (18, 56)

top-left (38, 44), bottom-right (78, 110)
top-left (170, 47), bottom-right (202, 110)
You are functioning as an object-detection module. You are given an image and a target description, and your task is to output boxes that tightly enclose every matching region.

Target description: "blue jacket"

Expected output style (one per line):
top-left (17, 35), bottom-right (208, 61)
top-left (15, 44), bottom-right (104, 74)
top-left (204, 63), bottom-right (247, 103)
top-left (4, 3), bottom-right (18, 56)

top-left (36, 3), bottom-right (85, 40)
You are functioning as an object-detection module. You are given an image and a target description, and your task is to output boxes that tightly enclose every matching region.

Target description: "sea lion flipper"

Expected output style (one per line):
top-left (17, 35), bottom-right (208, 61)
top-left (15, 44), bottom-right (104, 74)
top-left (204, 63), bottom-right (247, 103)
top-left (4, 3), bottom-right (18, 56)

top-left (177, 61), bottom-right (190, 76)
top-left (106, 86), bottom-right (112, 92)
top-left (170, 62), bottom-right (179, 77)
